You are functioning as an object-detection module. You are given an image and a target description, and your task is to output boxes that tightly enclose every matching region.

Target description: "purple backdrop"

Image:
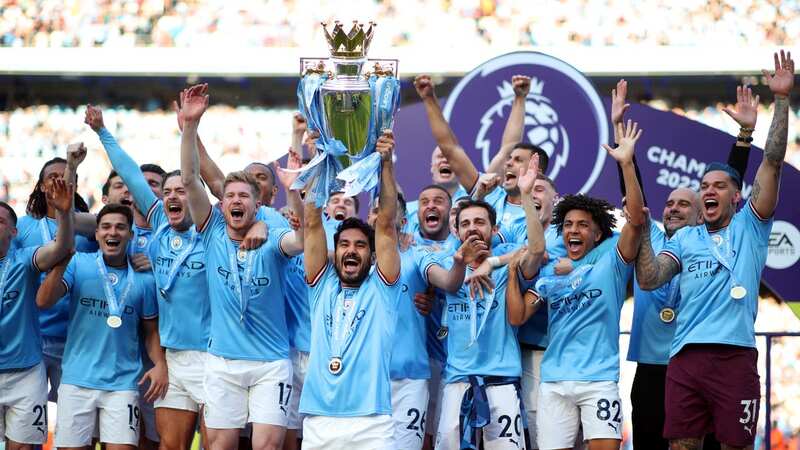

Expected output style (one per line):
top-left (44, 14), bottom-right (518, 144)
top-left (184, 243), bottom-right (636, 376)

top-left (391, 51), bottom-right (800, 302)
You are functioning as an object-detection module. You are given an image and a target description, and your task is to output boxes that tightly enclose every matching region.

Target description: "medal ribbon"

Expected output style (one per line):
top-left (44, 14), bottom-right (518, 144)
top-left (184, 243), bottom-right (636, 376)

top-left (466, 267), bottom-right (497, 348)
top-left (699, 226), bottom-right (743, 296)
top-left (155, 224), bottom-right (199, 297)
top-left (0, 258), bottom-right (12, 319)
top-left (534, 264), bottom-right (594, 302)
top-left (328, 287), bottom-right (359, 359)
top-left (95, 252), bottom-right (134, 320)
top-left (225, 239), bottom-right (256, 322)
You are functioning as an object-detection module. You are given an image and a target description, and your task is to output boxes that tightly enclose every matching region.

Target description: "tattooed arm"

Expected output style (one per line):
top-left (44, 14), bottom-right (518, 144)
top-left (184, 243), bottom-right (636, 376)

top-left (751, 50), bottom-right (794, 219)
top-left (635, 216), bottom-right (680, 290)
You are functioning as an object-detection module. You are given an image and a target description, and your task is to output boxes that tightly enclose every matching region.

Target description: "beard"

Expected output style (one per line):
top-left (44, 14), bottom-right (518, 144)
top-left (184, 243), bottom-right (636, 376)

top-left (334, 259), bottom-right (371, 287)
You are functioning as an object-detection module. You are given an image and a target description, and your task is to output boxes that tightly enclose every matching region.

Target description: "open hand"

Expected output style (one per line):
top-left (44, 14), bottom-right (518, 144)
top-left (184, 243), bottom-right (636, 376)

top-left (611, 79), bottom-right (630, 125)
top-left (763, 50), bottom-right (795, 98)
top-left (602, 120), bottom-right (643, 164)
top-left (722, 85), bottom-right (759, 129)
top-left (179, 84), bottom-right (209, 123)
top-left (517, 154), bottom-right (540, 196)
top-left (46, 177), bottom-right (74, 213)
top-left (139, 363), bottom-right (168, 402)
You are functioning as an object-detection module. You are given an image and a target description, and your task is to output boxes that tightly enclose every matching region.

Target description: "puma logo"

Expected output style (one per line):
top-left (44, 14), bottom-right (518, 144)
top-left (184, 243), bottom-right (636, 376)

top-left (608, 422), bottom-right (619, 433)
top-left (744, 424), bottom-right (753, 436)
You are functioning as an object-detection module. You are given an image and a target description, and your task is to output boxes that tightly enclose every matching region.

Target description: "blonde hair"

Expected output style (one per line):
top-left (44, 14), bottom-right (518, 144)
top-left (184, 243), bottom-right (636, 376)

top-left (223, 171), bottom-right (261, 198)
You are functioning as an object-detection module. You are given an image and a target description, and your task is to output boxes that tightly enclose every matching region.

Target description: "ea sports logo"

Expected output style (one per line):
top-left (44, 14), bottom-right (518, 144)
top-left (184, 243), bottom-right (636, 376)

top-left (767, 220), bottom-right (800, 270)
top-left (443, 51), bottom-right (608, 194)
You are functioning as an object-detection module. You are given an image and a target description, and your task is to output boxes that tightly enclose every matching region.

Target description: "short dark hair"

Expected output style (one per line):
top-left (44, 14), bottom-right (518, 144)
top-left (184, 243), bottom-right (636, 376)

top-left (0, 201), bottom-right (18, 226)
top-left (334, 217), bottom-right (375, 253)
top-left (454, 199), bottom-right (497, 229)
top-left (27, 157), bottom-right (89, 218)
top-left (330, 191), bottom-right (360, 213)
top-left (419, 184), bottom-right (453, 204)
top-left (102, 170), bottom-right (120, 196)
top-left (97, 203), bottom-right (134, 228)
top-left (552, 194), bottom-right (616, 242)
top-left (140, 164), bottom-right (166, 179)
top-left (536, 174), bottom-right (557, 191)
top-left (163, 169), bottom-right (181, 186)
top-left (245, 162), bottom-right (276, 185)
top-left (513, 142), bottom-right (550, 173)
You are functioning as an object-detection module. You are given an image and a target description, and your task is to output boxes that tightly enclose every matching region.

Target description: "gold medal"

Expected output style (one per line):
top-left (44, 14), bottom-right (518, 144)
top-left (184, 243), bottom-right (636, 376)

top-left (107, 315), bottom-right (122, 328)
top-left (328, 357), bottom-right (343, 375)
top-left (659, 307), bottom-right (676, 323)
top-left (730, 285), bottom-right (747, 300)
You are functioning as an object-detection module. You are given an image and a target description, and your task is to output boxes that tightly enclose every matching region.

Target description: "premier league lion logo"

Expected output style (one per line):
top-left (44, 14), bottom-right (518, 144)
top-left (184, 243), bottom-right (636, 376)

top-left (443, 51), bottom-right (608, 194)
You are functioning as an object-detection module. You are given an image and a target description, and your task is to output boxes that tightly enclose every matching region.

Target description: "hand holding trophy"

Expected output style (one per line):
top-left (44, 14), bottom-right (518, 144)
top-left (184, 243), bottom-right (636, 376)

top-left (292, 21), bottom-right (401, 206)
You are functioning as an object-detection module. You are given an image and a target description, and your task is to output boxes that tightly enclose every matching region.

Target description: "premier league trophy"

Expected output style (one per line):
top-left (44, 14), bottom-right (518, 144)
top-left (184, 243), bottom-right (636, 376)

top-left (292, 21), bottom-right (400, 206)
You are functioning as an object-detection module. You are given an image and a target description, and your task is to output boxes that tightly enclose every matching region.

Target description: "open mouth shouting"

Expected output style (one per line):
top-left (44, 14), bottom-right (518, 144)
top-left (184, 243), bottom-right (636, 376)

top-left (424, 209), bottom-right (441, 229)
top-left (333, 209), bottom-right (346, 221)
top-left (341, 254), bottom-right (362, 275)
top-left (703, 198), bottom-right (720, 216)
top-left (105, 238), bottom-right (122, 250)
top-left (438, 164), bottom-right (453, 177)
top-left (229, 206), bottom-right (245, 224)
top-left (567, 236), bottom-right (583, 254)
top-left (504, 170), bottom-right (518, 186)
top-left (166, 201), bottom-right (183, 218)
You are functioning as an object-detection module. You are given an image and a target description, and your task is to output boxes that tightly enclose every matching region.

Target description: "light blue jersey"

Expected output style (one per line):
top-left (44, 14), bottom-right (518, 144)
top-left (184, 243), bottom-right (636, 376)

top-left (517, 228), bottom-right (619, 348)
top-left (61, 252), bottom-right (157, 390)
top-left (434, 243), bottom-right (526, 384)
top-left (199, 208), bottom-right (291, 361)
top-left (538, 238), bottom-right (632, 383)
top-left (285, 254), bottom-right (310, 353)
top-left (144, 202), bottom-right (210, 351)
top-left (390, 247), bottom-right (439, 380)
top-left (14, 215), bottom-right (97, 340)
top-left (405, 184), bottom-right (469, 235)
top-left (482, 187), bottom-right (525, 235)
top-left (660, 201), bottom-right (771, 357)
top-left (300, 262), bottom-right (401, 417)
top-left (0, 247), bottom-right (43, 369)
top-left (627, 221), bottom-right (678, 365)
top-left (257, 205), bottom-right (291, 230)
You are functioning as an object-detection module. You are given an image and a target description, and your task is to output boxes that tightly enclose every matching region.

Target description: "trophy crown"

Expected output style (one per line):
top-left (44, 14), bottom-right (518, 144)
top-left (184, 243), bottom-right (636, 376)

top-left (322, 20), bottom-right (375, 59)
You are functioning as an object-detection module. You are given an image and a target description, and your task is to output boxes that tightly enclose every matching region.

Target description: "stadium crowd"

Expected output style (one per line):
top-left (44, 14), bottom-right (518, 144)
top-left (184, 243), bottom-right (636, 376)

top-left (0, 50), bottom-right (797, 450)
top-left (1, 0), bottom-right (797, 48)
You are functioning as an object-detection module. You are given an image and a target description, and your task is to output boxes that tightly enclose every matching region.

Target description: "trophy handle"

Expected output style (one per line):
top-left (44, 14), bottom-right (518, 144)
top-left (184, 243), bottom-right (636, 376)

top-left (300, 57), bottom-right (398, 77)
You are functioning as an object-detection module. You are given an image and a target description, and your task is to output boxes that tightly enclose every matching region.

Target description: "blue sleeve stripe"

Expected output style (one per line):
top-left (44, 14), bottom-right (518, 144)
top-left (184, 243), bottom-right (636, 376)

top-left (616, 244), bottom-right (634, 265)
top-left (748, 199), bottom-right (770, 222)
top-left (31, 247), bottom-right (42, 272)
top-left (659, 250), bottom-right (681, 271)
top-left (307, 262), bottom-right (328, 287)
top-left (196, 206), bottom-right (214, 233)
top-left (145, 201), bottom-right (159, 225)
top-left (377, 264), bottom-right (399, 286)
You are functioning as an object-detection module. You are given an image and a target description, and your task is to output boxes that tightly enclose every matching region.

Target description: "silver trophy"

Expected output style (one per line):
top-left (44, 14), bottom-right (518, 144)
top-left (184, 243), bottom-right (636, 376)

top-left (300, 21), bottom-right (399, 169)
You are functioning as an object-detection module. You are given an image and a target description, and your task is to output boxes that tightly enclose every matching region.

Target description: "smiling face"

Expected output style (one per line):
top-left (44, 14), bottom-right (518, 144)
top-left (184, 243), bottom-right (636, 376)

top-left (222, 181), bottom-right (259, 234)
top-left (103, 175), bottom-right (134, 212)
top-left (417, 187), bottom-right (451, 239)
top-left (700, 170), bottom-right (740, 230)
top-left (325, 193), bottom-right (357, 221)
top-left (430, 147), bottom-right (457, 186)
top-left (456, 206), bottom-right (496, 249)
top-left (562, 209), bottom-right (602, 260)
top-left (502, 148), bottom-right (533, 195)
top-left (162, 175), bottom-right (192, 230)
top-left (96, 212), bottom-right (133, 260)
top-left (662, 187), bottom-right (701, 237)
top-left (334, 228), bottom-right (372, 286)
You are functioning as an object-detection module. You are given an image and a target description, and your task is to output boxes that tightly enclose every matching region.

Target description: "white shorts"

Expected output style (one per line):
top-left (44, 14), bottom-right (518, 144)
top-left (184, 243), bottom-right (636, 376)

top-left (0, 363), bottom-right (48, 444)
top-left (287, 349), bottom-right (309, 431)
top-left (155, 349), bottom-right (207, 413)
top-left (426, 358), bottom-right (445, 437)
top-left (55, 384), bottom-right (139, 446)
top-left (537, 381), bottom-right (623, 450)
top-left (203, 354), bottom-right (292, 429)
top-left (301, 414), bottom-right (394, 450)
top-left (520, 349), bottom-right (544, 447)
top-left (435, 382), bottom-right (524, 450)
top-left (391, 378), bottom-right (430, 450)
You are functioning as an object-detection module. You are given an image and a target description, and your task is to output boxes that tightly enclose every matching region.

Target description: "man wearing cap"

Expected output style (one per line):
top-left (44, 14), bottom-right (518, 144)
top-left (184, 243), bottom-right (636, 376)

top-left (636, 50), bottom-right (794, 450)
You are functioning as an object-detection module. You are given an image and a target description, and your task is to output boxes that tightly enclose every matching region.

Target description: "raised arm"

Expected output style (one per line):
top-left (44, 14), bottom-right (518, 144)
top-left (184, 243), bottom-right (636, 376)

top-left (374, 130), bottom-right (401, 284)
top-left (505, 255), bottom-right (542, 326)
top-left (178, 84), bottom-right (213, 230)
top-left (85, 105), bottom-right (158, 217)
top-left (636, 215), bottom-right (680, 290)
top-left (604, 121), bottom-right (645, 262)
top-left (426, 234), bottom-right (489, 293)
top-left (516, 155), bottom-right (546, 279)
top-left (722, 84), bottom-right (758, 181)
top-left (414, 75), bottom-right (480, 192)
top-left (487, 75), bottom-right (530, 176)
top-left (291, 112), bottom-right (308, 159)
top-left (35, 150), bottom-right (79, 271)
top-left (175, 93), bottom-right (225, 200)
top-left (275, 146), bottom-right (305, 256)
top-left (35, 252), bottom-right (71, 309)
top-left (751, 50), bottom-right (794, 218)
